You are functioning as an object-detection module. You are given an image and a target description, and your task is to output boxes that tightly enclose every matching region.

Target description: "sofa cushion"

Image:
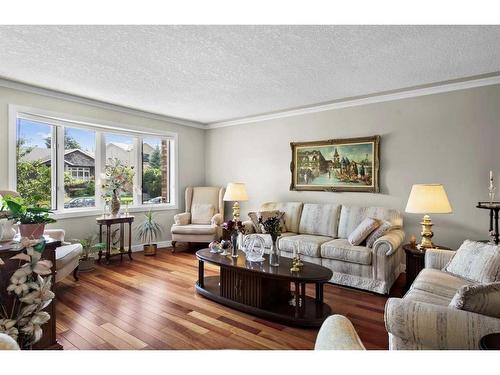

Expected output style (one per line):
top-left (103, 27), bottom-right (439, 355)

top-left (337, 205), bottom-right (403, 239)
top-left (248, 210), bottom-right (286, 234)
top-left (244, 232), bottom-right (297, 248)
top-left (171, 224), bottom-right (217, 235)
top-left (56, 244), bottom-right (82, 269)
top-left (260, 202), bottom-right (303, 233)
top-left (279, 234), bottom-right (332, 257)
top-left (449, 282), bottom-right (500, 318)
top-left (444, 240), bottom-right (500, 283)
top-left (298, 203), bottom-right (340, 237)
top-left (321, 239), bottom-right (372, 265)
top-left (411, 268), bottom-right (471, 299)
top-left (191, 203), bottom-right (215, 224)
top-left (347, 217), bottom-right (380, 245)
top-left (403, 288), bottom-right (452, 306)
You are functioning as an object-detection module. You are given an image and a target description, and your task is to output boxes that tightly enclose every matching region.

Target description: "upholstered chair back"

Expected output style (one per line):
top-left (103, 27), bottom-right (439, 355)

top-left (337, 205), bottom-right (403, 239)
top-left (185, 186), bottom-right (224, 224)
top-left (259, 202), bottom-right (304, 233)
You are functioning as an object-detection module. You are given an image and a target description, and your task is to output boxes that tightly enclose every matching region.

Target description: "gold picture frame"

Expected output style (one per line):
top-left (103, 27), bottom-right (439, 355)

top-left (290, 136), bottom-right (380, 193)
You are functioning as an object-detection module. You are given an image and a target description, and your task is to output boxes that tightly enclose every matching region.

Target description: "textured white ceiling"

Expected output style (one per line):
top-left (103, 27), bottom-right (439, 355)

top-left (0, 25), bottom-right (499, 124)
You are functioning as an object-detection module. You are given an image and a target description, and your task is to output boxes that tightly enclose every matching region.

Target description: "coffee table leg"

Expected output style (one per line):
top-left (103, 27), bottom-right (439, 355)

top-left (294, 282), bottom-right (300, 316)
top-left (315, 283), bottom-right (324, 303)
top-left (300, 282), bottom-right (306, 309)
top-left (198, 260), bottom-right (204, 288)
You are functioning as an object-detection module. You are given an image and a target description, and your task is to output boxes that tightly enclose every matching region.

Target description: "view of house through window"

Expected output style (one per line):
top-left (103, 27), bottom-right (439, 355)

top-left (63, 127), bottom-right (96, 209)
top-left (13, 113), bottom-right (174, 212)
top-left (16, 118), bottom-right (55, 208)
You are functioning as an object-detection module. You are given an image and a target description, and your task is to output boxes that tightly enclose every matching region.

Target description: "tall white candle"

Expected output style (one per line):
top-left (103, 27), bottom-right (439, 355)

top-left (490, 170), bottom-right (493, 181)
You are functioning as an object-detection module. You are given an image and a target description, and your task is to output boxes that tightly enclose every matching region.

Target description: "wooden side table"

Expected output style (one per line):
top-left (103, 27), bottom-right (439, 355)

top-left (403, 243), bottom-right (451, 291)
top-left (96, 215), bottom-right (134, 264)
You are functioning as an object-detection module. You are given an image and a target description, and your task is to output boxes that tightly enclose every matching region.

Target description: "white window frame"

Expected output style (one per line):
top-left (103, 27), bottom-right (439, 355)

top-left (8, 104), bottom-right (179, 219)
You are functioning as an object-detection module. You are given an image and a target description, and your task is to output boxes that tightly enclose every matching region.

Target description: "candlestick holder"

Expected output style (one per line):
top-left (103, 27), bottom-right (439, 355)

top-left (489, 184), bottom-right (496, 205)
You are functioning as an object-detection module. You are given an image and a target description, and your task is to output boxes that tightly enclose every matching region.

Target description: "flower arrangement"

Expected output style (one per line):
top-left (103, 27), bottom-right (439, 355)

top-left (258, 216), bottom-right (282, 241)
top-left (101, 158), bottom-right (134, 215)
top-left (222, 219), bottom-right (245, 236)
top-left (0, 238), bottom-right (55, 349)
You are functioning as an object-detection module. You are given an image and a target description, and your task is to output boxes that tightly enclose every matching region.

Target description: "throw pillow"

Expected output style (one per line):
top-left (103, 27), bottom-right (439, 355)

top-left (444, 240), bottom-right (500, 283)
top-left (248, 210), bottom-right (285, 234)
top-left (365, 220), bottom-right (399, 248)
top-left (449, 282), bottom-right (500, 318)
top-left (347, 217), bottom-right (380, 246)
top-left (191, 203), bottom-right (216, 224)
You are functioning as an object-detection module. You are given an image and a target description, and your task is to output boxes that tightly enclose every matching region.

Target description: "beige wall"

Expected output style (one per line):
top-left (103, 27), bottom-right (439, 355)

top-left (0, 86), bottom-right (205, 244)
top-left (205, 84), bottom-right (500, 249)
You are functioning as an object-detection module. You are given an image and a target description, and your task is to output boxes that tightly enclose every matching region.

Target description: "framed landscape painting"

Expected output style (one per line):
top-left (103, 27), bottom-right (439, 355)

top-left (290, 135), bottom-right (380, 193)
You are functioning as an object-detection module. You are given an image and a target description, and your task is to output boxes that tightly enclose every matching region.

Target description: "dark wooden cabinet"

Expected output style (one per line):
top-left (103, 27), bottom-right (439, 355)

top-left (0, 239), bottom-right (62, 350)
top-left (403, 243), bottom-right (451, 291)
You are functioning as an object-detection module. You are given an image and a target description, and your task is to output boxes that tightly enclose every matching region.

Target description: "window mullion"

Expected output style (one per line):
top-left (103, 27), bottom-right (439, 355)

top-left (134, 137), bottom-right (142, 206)
top-left (55, 126), bottom-right (65, 211)
top-left (95, 131), bottom-right (105, 210)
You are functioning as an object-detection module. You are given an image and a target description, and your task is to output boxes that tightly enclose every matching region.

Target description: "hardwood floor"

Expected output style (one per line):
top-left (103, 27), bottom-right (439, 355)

top-left (55, 246), bottom-right (405, 350)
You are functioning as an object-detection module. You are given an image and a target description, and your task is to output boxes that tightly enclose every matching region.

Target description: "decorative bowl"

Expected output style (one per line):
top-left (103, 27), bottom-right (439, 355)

top-left (242, 235), bottom-right (266, 262)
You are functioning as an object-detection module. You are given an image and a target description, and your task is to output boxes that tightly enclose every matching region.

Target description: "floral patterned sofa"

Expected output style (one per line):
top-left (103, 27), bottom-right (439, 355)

top-left (243, 202), bottom-right (405, 294)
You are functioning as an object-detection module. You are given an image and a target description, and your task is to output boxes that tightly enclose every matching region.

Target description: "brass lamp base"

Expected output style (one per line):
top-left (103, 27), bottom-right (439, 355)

top-left (232, 201), bottom-right (240, 222)
top-left (419, 214), bottom-right (434, 248)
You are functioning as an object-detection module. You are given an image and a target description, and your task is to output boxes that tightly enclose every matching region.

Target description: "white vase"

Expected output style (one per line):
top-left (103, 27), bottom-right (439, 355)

top-left (0, 220), bottom-right (17, 242)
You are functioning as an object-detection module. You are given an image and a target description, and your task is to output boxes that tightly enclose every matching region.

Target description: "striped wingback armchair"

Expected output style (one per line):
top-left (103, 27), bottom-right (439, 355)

top-left (170, 186), bottom-right (225, 251)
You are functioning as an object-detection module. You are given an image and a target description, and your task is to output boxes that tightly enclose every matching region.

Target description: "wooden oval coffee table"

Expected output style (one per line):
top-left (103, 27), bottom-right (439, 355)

top-left (195, 248), bottom-right (333, 327)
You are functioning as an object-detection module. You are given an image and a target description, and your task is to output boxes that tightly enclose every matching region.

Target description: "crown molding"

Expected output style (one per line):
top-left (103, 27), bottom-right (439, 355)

top-left (207, 73), bottom-right (500, 129)
top-left (0, 77), bottom-right (206, 129)
top-left (2, 73), bottom-right (500, 131)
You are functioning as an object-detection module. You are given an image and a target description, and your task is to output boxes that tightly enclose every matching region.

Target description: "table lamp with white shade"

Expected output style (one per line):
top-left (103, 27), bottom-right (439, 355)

top-left (223, 183), bottom-right (248, 222)
top-left (405, 184), bottom-right (452, 249)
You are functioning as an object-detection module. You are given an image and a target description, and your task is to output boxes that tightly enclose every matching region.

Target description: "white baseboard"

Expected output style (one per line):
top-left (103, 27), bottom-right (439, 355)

top-left (131, 240), bottom-right (172, 252)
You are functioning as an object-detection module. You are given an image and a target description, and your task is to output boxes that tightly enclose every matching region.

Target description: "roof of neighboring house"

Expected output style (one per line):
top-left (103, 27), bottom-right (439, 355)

top-left (21, 142), bottom-right (154, 164)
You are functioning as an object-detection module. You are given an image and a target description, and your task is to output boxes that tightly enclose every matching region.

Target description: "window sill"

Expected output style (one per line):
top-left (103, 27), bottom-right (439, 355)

top-left (52, 203), bottom-right (179, 220)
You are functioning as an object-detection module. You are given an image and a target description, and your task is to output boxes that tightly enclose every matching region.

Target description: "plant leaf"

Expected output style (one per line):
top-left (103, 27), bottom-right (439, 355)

top-left (10, 253), bottom-right (31, 262)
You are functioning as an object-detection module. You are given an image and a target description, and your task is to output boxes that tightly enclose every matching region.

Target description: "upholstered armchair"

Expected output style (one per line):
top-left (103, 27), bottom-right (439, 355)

top-left (171, 186), bottom-right (225, 251)
top-left (0, 190), bottom-right (82, 283)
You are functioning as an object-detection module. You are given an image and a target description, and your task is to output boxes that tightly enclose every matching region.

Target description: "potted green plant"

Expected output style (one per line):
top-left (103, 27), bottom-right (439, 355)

top-left (136, 210), bottom-right (163, 256)
top-left (1, 195), bottom-right (56, 239)
top-left (73, 235), bottom-right (106, 272)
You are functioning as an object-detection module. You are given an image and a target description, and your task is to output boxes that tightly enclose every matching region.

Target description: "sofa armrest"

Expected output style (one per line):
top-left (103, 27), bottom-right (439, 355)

top-left (314, 315), bottom-right (365, 350)
top-left (425, 248), bottom-right (455, 270)
top-left (372, 228), bottom-right (405, 256)
top-left (242, 220), bottom-right (256, 234)
top-left (211, 213), bottom-right (223, 226)
top-left (173, 212), bottom-right (191, 225)
top-left (385, 298), bottom-right (500, 349)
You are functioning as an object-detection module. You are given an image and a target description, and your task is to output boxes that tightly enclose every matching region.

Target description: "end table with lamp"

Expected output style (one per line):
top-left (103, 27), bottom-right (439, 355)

top-left (404, 183), bottom-right (453, 290)
top-left (405, 183), bottom-right (453, 249)
top-left (403, 243), bottom-right (451, 291)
